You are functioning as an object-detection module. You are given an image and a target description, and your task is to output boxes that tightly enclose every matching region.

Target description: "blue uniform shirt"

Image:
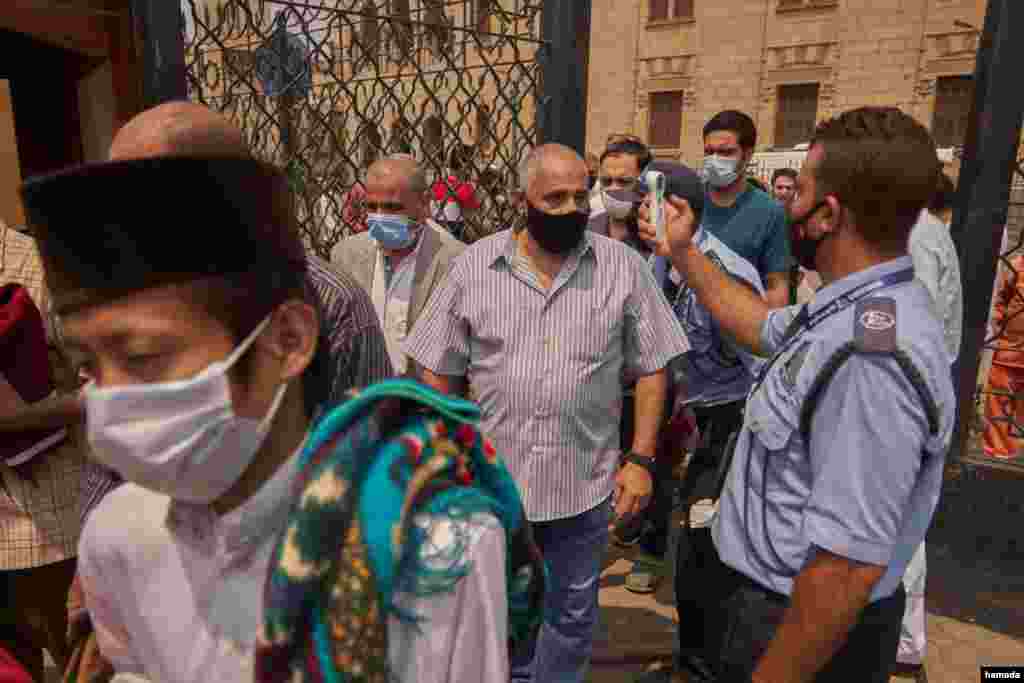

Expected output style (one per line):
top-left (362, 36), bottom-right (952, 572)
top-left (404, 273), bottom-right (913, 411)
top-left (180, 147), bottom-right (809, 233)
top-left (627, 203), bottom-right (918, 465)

top-left (712, 256), bottom-right (955, 602)
top-left (658, 228), bottom-right (765, 408)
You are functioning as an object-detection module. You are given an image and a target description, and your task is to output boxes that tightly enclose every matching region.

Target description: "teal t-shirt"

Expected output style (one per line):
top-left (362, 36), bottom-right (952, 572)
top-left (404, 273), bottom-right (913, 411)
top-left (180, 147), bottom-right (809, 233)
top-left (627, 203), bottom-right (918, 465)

top-left (701, 186), bottom-right (791, 285)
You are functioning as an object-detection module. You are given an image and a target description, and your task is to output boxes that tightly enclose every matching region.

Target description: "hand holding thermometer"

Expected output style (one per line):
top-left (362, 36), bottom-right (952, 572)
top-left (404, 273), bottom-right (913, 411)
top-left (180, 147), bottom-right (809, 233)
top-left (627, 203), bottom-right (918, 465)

top-left (643, 169), bottom-right (667, 243)
top-left (643, 169), bottom-right (667, 270)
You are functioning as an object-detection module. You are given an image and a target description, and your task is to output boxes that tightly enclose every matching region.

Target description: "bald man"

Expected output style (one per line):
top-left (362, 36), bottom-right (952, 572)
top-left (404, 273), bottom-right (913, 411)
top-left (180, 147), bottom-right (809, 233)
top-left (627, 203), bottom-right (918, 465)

top-left (331, 155), bottom-right (465, 375)
top-left (406, 144), bottom-right (689, 683)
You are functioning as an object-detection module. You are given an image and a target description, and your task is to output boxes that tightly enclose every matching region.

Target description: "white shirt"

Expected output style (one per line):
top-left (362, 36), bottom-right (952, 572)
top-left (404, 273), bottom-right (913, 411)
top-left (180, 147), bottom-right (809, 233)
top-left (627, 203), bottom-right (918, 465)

top-left (78, 449), bottom-right (508, 683)
top-left (371, 231), bottom-right (425, 374)
top-left (908, 209), bottom-right (963, 359)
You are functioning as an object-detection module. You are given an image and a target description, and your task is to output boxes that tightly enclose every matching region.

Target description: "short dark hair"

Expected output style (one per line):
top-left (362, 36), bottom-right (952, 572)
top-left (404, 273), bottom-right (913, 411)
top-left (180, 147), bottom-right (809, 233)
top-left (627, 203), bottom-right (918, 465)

top-left (811, 107), bottom-right (939, 251)
top-left (772, 168), bottom-right (798, 184)
top-left (929, 172), bottom-right (956, 214)
top-left (599, 140), bottom-right (653, 173)
top-left (704, 110), bottom-right (757, 149)
top-left (192, 270), bottom-right (329, 419)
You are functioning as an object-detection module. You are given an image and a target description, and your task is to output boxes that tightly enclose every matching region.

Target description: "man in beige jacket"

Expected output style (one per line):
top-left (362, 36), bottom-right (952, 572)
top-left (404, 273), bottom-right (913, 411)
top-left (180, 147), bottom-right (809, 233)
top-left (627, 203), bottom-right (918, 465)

top-left (332, 155), bottom-right (465, 375)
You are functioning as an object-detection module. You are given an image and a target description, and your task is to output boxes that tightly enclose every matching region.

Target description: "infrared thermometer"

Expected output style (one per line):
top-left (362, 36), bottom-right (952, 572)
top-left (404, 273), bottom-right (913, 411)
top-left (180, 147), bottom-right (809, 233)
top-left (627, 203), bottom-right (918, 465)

top-left (643, 169), bottom-right (667, 271)
top-left (643, 169), bottom-right (667, 243)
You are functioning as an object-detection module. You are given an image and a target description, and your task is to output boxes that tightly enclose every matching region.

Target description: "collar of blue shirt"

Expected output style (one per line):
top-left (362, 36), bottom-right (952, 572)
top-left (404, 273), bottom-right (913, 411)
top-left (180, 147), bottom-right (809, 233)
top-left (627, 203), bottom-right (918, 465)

top-left (808, 255), bottom-right (915, 316)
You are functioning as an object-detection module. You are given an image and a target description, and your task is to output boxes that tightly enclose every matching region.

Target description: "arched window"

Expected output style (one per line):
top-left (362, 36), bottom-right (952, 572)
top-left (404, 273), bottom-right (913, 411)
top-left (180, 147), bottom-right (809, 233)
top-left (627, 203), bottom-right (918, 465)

top-left (353, 0), bottom-right (379, 71)
top-left (423, 115), bottom-right (444, 159)
top-left (389, 117), bottom-right (413, 154)
top-left (391, 0), bottom-right (413, 61)
top-left (475, 104), bottom-right (491, 147)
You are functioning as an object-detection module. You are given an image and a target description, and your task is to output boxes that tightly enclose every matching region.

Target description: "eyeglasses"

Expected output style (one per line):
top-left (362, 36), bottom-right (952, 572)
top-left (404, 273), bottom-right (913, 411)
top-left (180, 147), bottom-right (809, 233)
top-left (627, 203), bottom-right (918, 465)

top-left (598, 176), bottom-right (639, 191)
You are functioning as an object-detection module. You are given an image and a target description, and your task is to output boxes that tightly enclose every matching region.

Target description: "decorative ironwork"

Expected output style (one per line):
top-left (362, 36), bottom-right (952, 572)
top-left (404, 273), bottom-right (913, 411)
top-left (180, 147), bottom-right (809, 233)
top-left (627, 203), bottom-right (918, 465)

top-left (182, 0), bottom-right (545, 258)
top-left (969, 144), bottom-right (1024, 467)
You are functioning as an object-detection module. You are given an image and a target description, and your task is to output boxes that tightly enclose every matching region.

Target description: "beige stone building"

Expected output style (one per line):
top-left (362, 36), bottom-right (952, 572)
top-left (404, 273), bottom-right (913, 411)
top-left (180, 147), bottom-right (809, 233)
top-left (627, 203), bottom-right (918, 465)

top-left (586, 0), bottom-right (987, 167)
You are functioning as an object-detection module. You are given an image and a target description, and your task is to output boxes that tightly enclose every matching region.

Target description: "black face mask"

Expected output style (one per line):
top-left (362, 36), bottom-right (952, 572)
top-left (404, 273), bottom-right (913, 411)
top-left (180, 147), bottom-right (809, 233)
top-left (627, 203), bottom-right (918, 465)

top-left (788, 200), bottom-right (828, 270)
top-left (525, 203), bottom-right (589, 254)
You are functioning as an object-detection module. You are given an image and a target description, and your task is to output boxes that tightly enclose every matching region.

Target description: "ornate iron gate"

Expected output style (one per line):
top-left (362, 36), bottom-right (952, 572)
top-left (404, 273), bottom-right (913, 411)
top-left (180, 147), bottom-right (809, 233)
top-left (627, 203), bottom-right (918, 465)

top-left (182, 0), bottom-right (545, 258)
top-left (949, 0), bottom-right (1024, 474)
top-left (963, 148), bottom-right (1024, 469)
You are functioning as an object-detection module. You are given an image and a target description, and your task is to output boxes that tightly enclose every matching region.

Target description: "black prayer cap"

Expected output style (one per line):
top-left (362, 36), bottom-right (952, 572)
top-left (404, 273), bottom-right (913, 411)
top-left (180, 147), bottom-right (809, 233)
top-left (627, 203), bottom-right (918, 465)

top-left (643, 160), bottom-right (705, 218)
top-left (20, 155), bottom-right (306, 313)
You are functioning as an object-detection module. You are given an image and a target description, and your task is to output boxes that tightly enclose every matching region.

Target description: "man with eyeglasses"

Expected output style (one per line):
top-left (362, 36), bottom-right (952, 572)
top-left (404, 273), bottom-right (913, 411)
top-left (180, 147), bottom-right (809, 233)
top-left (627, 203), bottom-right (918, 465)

top-left (588, 139), bottom-right (654, 252)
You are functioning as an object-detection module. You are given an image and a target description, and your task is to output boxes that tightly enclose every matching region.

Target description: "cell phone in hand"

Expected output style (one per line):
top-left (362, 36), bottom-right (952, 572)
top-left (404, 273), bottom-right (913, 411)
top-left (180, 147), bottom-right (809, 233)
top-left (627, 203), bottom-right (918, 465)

top-left (643, 169), bottom-right (667, 242)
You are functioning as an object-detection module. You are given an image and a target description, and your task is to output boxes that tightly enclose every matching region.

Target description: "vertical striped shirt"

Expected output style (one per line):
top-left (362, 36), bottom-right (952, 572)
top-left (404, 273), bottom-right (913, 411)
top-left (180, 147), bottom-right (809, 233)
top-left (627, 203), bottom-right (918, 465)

top-left (404, 230), bottom-right (689, 521)
top-left (305, 255), bottom-right (394, 401)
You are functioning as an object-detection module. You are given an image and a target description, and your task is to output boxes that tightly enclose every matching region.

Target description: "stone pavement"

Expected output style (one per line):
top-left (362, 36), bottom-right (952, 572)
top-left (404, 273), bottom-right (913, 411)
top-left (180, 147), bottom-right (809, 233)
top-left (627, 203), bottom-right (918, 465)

top-left (589, 543), bottom-right (1024, 683)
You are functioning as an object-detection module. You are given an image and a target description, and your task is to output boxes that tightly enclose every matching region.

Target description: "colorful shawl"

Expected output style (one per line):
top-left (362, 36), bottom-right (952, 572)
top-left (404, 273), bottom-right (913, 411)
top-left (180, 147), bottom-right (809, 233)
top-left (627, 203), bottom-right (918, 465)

top-left (254, 379), bottom-right (546, 683)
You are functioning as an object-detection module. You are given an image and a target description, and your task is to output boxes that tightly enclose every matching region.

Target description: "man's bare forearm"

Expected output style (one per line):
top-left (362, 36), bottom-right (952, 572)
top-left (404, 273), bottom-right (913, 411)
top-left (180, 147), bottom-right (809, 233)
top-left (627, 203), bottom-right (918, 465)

top-left (752, 550), bottom-right (884, 683)
top-left (671, 244), bottom-right (770, 355)
top-left (631, 370), bottom-right (667, 458)
top-left (0, 393), bottom-right (84, 432)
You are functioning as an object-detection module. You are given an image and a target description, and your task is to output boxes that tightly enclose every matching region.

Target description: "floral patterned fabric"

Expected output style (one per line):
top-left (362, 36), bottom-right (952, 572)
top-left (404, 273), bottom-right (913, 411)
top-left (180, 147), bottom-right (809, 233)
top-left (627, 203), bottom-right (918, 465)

top-left (254, 379), bottom-right (545, 683)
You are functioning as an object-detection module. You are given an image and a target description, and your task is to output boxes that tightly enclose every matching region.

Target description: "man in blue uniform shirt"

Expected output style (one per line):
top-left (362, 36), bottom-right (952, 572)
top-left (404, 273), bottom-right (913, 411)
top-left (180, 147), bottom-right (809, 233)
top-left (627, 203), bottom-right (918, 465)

top-left (638, 107), bottom-right (954, 683)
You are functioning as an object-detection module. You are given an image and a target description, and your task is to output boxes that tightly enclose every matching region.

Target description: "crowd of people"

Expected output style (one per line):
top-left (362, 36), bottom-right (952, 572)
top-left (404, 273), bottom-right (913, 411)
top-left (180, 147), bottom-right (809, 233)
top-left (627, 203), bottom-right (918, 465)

top-left (0, 97), bottom-right (970, 683)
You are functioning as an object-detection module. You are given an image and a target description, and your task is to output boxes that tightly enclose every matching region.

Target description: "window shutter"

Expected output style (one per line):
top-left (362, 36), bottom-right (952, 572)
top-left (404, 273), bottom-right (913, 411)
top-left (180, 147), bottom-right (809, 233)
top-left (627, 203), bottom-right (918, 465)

top-left (775, 83), bottom-right (819, 148)
top-left (674, 0), bottom-right (694, 19)
top-left (932, 76), bottom-right (974, 148)
top-left (649, 0), bottom-right (669, 21)
top-left (649, 91), bottom-right (683, 148)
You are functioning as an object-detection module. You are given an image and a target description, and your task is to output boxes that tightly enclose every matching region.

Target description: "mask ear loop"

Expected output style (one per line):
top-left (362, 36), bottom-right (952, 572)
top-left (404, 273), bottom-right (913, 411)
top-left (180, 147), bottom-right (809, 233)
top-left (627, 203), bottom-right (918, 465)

top-left (219, 313), bottom-right (275, 371)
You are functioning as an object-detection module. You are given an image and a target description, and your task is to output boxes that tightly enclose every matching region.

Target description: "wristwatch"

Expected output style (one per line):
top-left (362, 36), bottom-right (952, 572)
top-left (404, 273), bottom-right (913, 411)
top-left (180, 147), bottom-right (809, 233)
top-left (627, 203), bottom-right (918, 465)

top-left (623, 451), bottom-right (657, 475)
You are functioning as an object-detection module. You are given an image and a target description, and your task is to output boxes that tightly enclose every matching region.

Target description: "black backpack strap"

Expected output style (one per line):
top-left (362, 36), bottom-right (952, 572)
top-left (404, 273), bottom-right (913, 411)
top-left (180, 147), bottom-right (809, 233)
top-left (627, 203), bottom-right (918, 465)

top-left (799, 297), bottom-right (941, 446)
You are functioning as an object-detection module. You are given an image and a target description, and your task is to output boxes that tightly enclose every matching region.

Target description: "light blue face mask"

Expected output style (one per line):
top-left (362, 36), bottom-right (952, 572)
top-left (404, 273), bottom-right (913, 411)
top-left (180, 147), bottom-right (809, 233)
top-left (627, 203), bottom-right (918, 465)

top-left (368, 213), bottom-right (418, 250)
top-left (702, 155), bottom-right (741, 189)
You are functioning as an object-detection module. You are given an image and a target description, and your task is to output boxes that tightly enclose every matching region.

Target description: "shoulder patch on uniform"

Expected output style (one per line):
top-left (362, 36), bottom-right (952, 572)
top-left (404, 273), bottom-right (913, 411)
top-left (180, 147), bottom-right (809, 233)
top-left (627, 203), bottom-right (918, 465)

top-left (854, 297), bottom-right (898, 352)
top-left (705, 250), bottom-right (727, 272)
top-left (782, 341), bottom-right (811, 389)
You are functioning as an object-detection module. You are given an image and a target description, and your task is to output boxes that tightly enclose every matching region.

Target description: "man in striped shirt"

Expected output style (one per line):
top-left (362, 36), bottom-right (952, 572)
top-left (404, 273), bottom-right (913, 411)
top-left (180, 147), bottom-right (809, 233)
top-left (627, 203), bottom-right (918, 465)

top-left (405, 143), bottom-right (689, 683)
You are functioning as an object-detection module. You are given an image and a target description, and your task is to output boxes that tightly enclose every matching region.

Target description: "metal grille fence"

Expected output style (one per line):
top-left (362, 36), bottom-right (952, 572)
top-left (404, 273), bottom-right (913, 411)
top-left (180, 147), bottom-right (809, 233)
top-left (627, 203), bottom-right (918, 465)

top-left (968, 145), bottom-right (1024, 468)
top-left (182, 0), bottom-right (545, 258)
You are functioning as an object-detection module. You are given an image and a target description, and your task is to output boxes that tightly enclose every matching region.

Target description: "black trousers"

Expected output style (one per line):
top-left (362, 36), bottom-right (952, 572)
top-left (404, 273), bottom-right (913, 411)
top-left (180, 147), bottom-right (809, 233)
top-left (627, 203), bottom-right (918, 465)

top-left (678, 401), bottom-right (745, 508)
top-left (675, 527), bottom-right (906, 683)
top-left (617, 398), bottom-right (744, 558)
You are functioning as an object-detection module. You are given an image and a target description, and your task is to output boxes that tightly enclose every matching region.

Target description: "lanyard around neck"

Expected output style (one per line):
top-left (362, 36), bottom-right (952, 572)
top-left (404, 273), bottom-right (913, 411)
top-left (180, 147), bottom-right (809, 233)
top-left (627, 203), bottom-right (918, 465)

top-left (751, 266), bottom-right (915, 395)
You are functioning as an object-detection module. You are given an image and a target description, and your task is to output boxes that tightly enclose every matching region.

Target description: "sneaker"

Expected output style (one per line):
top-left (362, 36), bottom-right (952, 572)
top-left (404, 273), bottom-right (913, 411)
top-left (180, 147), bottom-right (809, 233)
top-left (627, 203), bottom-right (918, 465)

top-left (625, 553), bottom-right (666, 594)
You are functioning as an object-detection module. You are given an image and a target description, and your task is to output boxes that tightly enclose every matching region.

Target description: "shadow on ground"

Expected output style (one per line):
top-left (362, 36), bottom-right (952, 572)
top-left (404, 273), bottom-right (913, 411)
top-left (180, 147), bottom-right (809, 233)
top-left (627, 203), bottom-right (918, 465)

top-left (926, 463), bottom-right (1024, 638)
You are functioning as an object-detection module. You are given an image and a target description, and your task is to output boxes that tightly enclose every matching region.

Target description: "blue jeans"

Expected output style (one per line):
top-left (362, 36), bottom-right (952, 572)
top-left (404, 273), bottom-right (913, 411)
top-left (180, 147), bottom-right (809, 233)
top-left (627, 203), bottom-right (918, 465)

top-left (511, 498), bottom-right (611, 683)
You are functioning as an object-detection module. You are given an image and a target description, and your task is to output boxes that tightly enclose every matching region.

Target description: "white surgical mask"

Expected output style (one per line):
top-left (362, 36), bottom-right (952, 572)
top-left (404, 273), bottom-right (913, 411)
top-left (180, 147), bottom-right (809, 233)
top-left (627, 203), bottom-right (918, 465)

top-left (85, 314), bottom-right (288, 503)
top-left (601, 188), bottom-right (635, 220)
top-left (702, 155), bottom-right (741, 189)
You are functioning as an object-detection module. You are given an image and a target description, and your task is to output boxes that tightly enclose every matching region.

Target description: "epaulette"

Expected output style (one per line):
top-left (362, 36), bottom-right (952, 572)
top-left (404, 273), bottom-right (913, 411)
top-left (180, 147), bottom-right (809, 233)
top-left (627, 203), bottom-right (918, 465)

top-left (799, 297), bottom-right (939, 444)
top-left (854, 297), bottom-right (898, 352)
